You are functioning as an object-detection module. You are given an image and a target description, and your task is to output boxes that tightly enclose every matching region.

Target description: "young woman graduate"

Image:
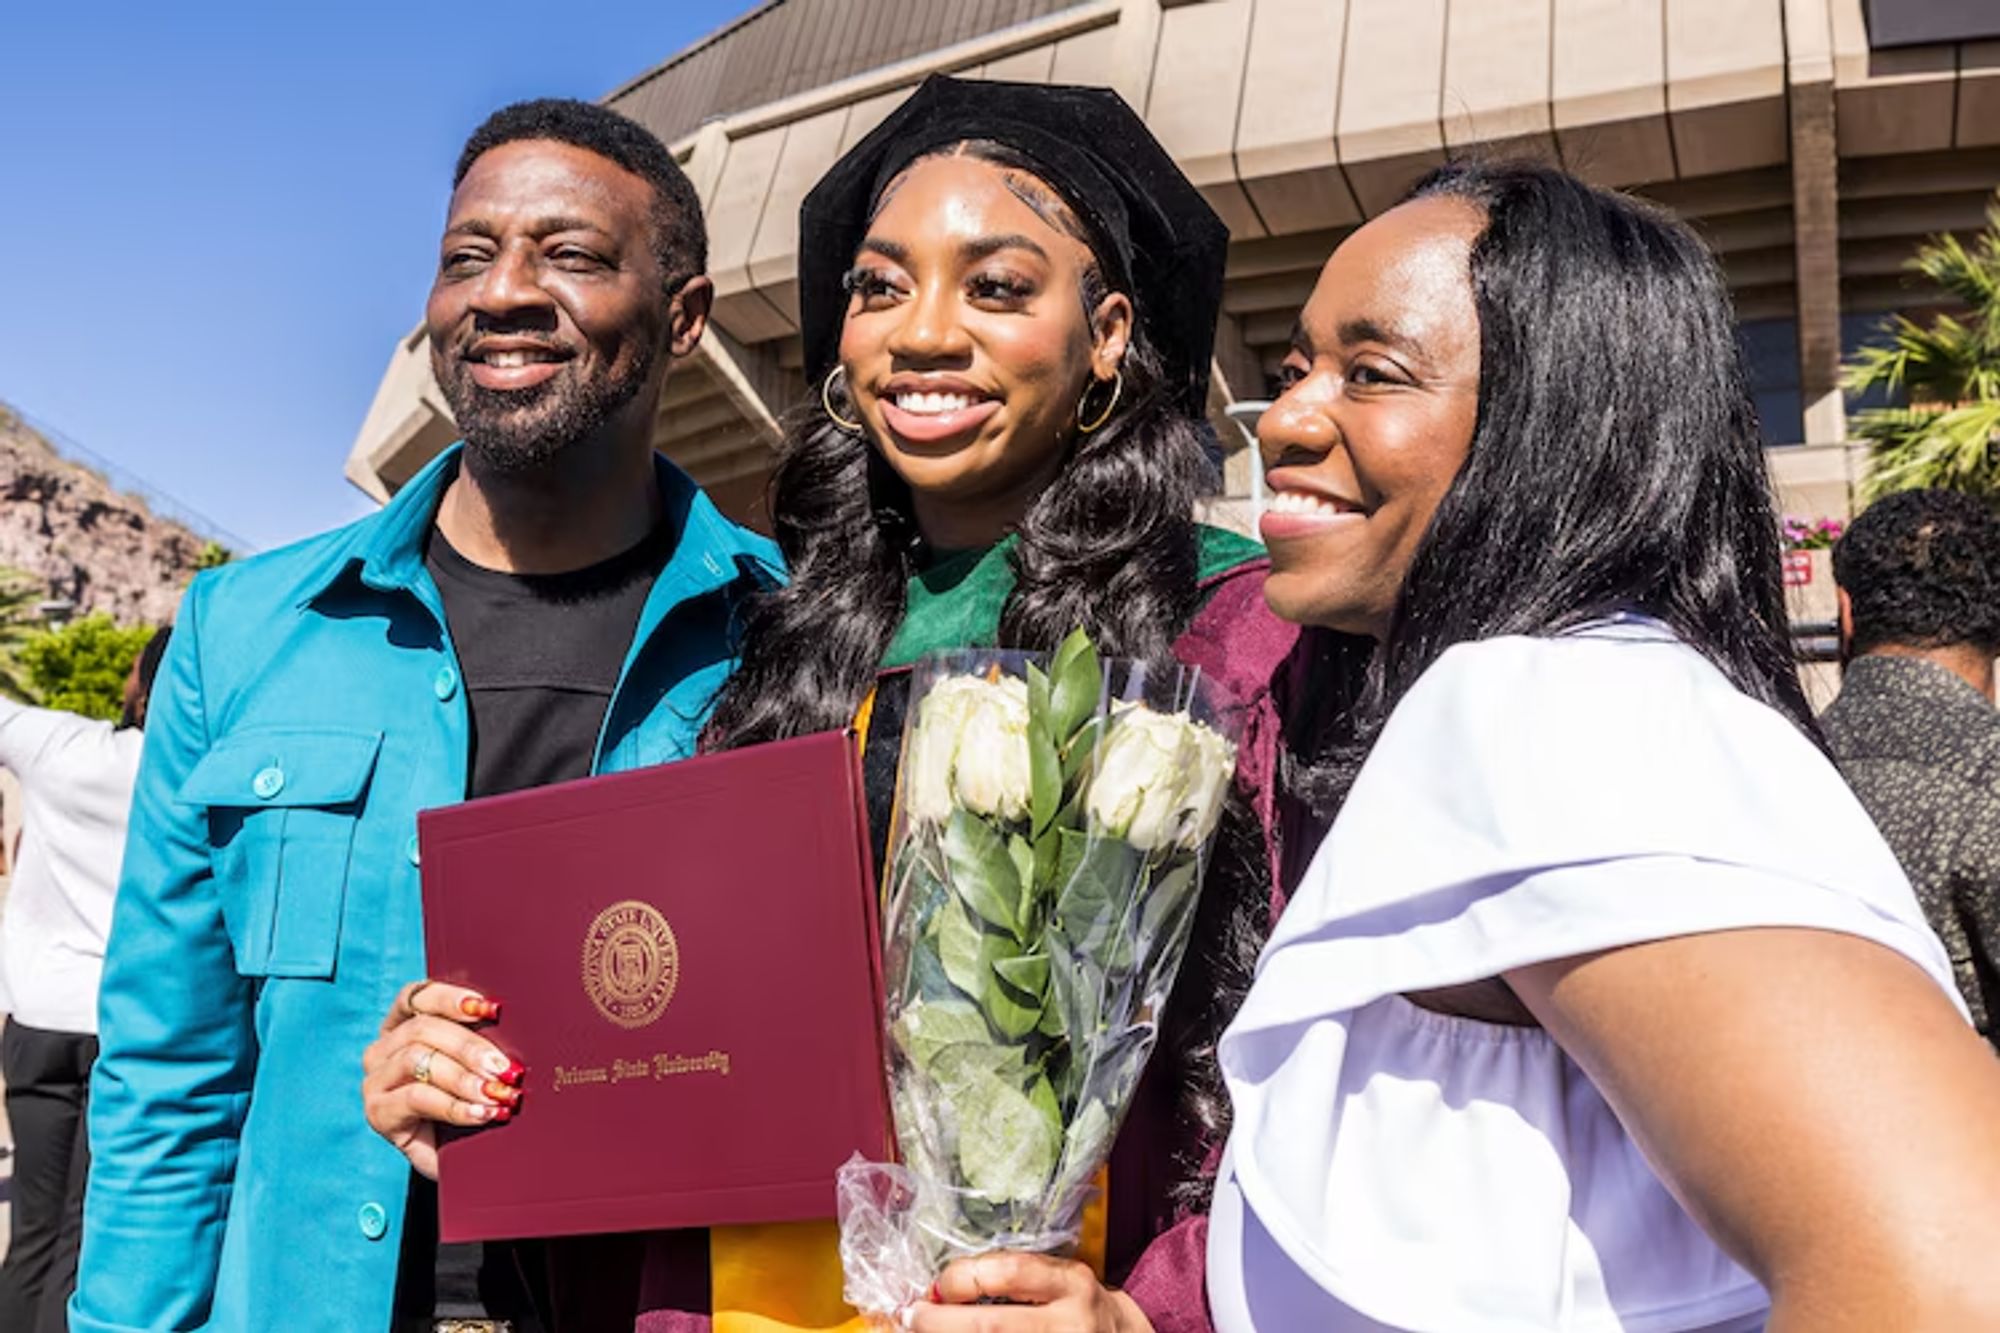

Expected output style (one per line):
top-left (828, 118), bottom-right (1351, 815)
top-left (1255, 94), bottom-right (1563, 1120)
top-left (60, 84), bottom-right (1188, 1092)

top-left (1204, 161), bottom-right (2000, 1331)
top-left (365, 76), bottom-right (1326, 1332)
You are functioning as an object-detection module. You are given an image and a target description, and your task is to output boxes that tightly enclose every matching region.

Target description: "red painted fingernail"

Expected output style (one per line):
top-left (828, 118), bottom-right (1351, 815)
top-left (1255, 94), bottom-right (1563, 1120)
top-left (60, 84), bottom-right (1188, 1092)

top-left (928, 1282), bottom-right (941, 1302)
top-left (494, 1105), bottom-right (513, 1123)
top-left (501, 1060), bottom-right (526, 1085)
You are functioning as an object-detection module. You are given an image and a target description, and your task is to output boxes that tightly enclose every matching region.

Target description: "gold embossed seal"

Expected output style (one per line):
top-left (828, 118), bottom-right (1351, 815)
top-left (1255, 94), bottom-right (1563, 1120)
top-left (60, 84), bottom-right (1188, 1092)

top-left (581, 900), bottom-right (679, 1029)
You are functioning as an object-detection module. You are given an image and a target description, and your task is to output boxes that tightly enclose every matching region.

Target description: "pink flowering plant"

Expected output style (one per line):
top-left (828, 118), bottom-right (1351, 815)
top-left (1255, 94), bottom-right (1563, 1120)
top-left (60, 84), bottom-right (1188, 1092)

top-left (1780, 516), bottom-right (1845, 551)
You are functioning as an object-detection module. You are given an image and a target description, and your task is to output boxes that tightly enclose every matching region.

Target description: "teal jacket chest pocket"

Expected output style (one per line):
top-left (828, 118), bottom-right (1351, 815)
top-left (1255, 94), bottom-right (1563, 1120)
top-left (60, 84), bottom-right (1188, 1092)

top-left (178, 727), bottom-right (383, 979)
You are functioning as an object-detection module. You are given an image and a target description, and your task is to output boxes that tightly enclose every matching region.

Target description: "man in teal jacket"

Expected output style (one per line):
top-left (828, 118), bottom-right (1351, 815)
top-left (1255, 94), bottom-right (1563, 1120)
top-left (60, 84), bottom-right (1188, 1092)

top-left (73, 99), bottom-right (779, 1331)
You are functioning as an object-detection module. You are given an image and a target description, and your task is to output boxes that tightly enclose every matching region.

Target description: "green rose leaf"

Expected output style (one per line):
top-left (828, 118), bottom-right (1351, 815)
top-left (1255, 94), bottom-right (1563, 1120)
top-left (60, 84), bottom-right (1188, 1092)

top-left (1051, 829), bottom-right (1137, 955)
top-left (1050, 627), bottom-right (1091, 682)
top-left (993, 951), bottom-right (1050, 999)
top-left (1007, 833), bottom-right (1036, 904)
top-left (1028, 718), bottom-right (1063, 838)
top-left (1136, 858), bottom-right (1206, 999)
top-left (981, 969), bottom-right (1044, 1040)
top-left (1060, 716), bottom-right (1104, 788)
top-left (1032, 828), bottom-right (1061, 890)
top-left (1045, 933), bottom-right (1106, 1063)
top-left (1139, 859), bottom-right (1199, 943)
top-left (890, 1069), bottom-right (947, 1182)
top-left (957, 1194), bottom-right (1008, 1236)
top-left (1037, 996), bottom-right (1066, 1038)
top-left (945, 807), bottom-right (1022, 938)
top-left (939, 896), bottom-right (1021, 998)
top-left (930, 1040), bottom-right (1029, 1091)
top-left (1066, 1097), bottom-right (1111, 1165)
top-left (892, 999), bottom-right (995, 1070)
top-left (1047, 630), bottom-right (1103, 745)
top-left (1026, 662), bottom-right (1052, 728)
top-left (955, 1067), bottom-right (1061, 1204)
top-left (1028, 1072), bottom-right (1061, 1131)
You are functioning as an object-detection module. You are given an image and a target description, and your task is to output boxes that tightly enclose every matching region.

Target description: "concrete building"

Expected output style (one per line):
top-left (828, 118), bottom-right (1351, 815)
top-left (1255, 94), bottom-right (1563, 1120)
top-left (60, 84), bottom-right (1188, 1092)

top-left (348, 0), bottom-right (1999, 561)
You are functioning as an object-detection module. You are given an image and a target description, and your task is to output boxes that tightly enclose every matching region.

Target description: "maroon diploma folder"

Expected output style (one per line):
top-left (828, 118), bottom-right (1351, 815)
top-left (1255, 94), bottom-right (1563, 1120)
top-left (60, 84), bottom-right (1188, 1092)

top-left (418, 729), bottom-right (891, 1242)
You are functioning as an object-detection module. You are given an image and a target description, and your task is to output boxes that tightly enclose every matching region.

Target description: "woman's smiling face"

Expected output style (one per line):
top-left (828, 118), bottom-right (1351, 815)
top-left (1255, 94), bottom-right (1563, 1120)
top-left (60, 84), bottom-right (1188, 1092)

top-left (837, 151), bottom-right (1130, 549)
top-left (1257, 195), bottom-right (1487, 639)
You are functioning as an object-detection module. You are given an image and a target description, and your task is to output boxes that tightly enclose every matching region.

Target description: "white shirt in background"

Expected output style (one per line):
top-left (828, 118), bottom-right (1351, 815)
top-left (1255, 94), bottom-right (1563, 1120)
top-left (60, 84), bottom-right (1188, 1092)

top-left (1209, 618), bottom-right (1964, 1333)
top-left (0, 697), bottom-right (145, 1034)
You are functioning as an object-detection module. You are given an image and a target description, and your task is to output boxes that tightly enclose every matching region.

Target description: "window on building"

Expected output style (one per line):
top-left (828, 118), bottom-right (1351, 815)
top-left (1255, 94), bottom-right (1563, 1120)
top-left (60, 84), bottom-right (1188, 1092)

top-left (1840, 310), bottom-right (1907, 415)
top-left (1737, 318), bottom-right (1803, 446)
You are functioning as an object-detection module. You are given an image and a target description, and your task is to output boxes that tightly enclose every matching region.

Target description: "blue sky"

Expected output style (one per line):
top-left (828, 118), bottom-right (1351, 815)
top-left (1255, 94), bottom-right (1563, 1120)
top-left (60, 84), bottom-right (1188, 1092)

top-left (1, 1), bottom-right (749, 553)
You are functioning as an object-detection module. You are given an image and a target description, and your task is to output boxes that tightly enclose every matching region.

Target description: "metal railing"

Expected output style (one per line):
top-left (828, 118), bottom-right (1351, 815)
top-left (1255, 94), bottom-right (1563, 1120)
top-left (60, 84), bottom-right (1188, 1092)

top-left (4, 407), bottom-right (255, 555)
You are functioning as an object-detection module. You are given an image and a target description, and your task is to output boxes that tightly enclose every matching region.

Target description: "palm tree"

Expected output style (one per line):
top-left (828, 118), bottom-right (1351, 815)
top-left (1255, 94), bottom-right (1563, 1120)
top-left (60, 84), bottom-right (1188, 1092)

top-left (0, 566), bottom-right (46, 702)
top-left (1843, 191), bottom-right (2000, 503)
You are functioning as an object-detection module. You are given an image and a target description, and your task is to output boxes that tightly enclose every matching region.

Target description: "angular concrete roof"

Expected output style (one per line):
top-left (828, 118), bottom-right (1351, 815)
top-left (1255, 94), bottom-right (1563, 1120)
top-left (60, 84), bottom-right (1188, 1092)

top-left (349, 0), bottom-right (2000, 528)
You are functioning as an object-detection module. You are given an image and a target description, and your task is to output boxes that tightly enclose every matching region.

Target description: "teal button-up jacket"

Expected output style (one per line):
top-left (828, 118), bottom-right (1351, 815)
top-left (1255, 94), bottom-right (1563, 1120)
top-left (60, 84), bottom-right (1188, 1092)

top-left (73, 447), bottom-right (780, 1331)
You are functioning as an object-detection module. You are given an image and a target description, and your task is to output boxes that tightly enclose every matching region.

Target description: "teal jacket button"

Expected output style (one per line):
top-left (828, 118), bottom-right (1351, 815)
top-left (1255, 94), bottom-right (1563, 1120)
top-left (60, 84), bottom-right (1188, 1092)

top-left (251, 766), bottom-right (285, 800)
top-left (357, 1201), bottom-right (388, 1240)
top-left (433, 666), bottom-right (458, 702)
top-left (406, 833), bottom-right (421, 867)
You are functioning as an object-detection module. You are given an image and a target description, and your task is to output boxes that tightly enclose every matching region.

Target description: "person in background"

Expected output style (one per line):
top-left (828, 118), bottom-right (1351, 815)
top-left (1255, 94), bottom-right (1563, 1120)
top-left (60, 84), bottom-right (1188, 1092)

top-left (0, 626), bottom-right (170, 1333)
top-left (1822, 487), bottom-right (2000, 1048)
top-left (74, 98), bottom-right (778, 1333)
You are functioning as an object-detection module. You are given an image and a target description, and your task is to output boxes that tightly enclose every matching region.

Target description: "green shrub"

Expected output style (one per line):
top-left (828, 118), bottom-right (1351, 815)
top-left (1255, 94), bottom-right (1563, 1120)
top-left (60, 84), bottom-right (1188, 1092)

top-left (19, 615), bottom-right (158, 721)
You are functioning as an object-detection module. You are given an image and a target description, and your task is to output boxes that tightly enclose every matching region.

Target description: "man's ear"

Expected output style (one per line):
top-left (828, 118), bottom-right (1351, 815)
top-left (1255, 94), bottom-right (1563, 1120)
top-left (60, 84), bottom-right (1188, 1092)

top-left (1837, 587), bottom-right (1854, 664)
top-left (668, 275), bottom-right (713, 359)
top-left (1089, 290), bottom-right (1133, 381)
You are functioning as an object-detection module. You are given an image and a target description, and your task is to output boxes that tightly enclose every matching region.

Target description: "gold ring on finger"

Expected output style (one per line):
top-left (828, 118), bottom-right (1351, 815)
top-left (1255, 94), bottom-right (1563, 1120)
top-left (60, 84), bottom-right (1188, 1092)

top-left (398, 977), bottom-right (435, 1015)
top-left (412, 1046), bottom-right (436, 1085)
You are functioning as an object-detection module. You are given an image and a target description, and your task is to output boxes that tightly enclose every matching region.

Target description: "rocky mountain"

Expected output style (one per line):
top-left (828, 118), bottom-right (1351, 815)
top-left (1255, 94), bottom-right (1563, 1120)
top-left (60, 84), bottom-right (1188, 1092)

top-left (0, 404), bottom-right (211, 625)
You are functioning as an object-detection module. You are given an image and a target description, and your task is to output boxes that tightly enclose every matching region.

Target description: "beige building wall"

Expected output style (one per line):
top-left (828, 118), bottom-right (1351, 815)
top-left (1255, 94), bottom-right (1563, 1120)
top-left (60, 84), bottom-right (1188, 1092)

top-left (347, 0), bottom-right (2000, 613)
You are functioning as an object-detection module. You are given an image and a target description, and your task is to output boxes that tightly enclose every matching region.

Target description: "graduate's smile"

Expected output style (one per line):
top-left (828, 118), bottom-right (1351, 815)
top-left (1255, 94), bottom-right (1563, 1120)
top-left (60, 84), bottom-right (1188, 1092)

top-left (834, 153), bottom-right (1130, 547)
top-left (876, 375), bottom-right (1002, 446)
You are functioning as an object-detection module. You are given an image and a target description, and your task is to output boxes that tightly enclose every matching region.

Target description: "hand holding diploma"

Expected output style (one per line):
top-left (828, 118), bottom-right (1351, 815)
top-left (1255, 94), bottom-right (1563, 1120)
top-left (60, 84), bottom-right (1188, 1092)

top-left (362, 979), bottom-right (521, 1179)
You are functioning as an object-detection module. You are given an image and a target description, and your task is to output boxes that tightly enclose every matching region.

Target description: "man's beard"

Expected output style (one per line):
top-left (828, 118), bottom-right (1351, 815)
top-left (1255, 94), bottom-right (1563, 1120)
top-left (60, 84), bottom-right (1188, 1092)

top-left (440, 342), bottom-right (656, 473)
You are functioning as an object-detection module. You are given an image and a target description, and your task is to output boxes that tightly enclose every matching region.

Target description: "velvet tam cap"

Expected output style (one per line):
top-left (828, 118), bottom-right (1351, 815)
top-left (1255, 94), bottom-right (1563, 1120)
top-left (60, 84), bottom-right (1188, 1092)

top-left (798, 74), bottom-right (1229, 418)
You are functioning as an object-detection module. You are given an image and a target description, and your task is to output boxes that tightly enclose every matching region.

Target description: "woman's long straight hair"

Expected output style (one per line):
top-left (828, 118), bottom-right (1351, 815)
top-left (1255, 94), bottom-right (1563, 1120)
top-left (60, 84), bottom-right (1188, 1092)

top-left (1289, 160), bottom-right (1815, 817)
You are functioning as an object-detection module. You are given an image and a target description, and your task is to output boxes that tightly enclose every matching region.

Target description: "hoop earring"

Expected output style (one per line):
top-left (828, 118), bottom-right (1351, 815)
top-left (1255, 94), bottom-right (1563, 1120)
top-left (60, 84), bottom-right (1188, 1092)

top-left (821, 366), bottom-right (864, 434)
top-left (1076, 370), bottom-right (1123, 434)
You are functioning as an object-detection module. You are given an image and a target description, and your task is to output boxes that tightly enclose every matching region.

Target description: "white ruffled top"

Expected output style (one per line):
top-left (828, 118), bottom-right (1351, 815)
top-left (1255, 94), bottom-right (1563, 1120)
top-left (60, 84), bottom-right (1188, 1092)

top-left (1208, 618), bottom-right (1965, 1333)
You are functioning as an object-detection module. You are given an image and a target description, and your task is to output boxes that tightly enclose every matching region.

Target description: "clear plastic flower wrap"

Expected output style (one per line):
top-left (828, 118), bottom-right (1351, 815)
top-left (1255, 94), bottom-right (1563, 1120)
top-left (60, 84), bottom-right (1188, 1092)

top-left (837, 629), bottom-right (1241, 1317)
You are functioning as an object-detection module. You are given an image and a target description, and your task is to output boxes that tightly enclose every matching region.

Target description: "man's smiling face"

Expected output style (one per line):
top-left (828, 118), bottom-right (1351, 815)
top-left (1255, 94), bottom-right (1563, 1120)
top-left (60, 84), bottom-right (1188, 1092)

top-left (426, 138), bottom-right (674, 470)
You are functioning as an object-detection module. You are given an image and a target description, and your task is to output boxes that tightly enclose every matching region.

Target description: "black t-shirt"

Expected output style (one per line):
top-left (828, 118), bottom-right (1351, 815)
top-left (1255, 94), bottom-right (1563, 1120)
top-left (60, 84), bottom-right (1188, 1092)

top-left (429, 522), bottom-right (675, 798)
top-left (395, 521), bottom-right (674, 1326)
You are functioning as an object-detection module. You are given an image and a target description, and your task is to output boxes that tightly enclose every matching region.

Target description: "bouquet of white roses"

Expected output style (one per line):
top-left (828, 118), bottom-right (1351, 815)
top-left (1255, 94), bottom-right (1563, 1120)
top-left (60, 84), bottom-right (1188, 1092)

top-left (836, 630), bottom-right (1239, 1315)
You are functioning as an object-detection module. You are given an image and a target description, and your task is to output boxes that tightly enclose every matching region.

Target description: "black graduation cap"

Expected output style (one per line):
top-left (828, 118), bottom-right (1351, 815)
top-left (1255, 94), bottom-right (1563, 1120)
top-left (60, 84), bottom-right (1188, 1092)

top-left (797, 74), bottom-right (1230, 419)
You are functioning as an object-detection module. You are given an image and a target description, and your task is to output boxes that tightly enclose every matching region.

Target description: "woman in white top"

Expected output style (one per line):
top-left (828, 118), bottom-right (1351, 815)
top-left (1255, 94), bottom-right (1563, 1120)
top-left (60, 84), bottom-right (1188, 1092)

top-left (1209, 161), bottom-right (2000, 1332)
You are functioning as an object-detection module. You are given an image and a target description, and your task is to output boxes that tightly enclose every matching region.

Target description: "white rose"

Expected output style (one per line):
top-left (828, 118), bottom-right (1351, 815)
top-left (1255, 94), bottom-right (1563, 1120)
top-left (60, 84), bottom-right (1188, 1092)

top-left (1085, 707), bottom-right (1189, 850)
top-left (1084, 706), bottom-right (1237, 851)
top-left (903, 678), bottom-right (975, 824)
top-left (903, 674), bottom-right (1033, 824)
top-left (1172, 724), bottom-right (1237, 850)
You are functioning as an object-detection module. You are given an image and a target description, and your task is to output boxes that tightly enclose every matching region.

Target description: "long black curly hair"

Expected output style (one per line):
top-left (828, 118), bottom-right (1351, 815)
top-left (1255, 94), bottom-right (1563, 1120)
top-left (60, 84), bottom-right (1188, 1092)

top-left (700, 141), bottom-right (1214, 750)
top-left (701, 143), bottom-right (1271, 1221)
